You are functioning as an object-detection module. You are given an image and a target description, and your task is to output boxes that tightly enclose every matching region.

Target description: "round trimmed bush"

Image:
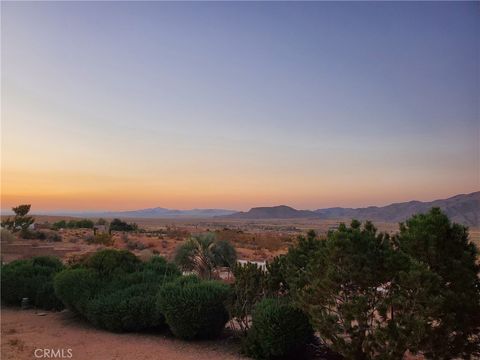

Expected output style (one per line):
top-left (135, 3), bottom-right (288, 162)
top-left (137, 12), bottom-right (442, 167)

top-left (54, 268), bottom-right (103, 314)
top-left (84, 249), bottom-right (141, 276)
top-left (54, 254), bottom-right (176, 332)
top-left (157, 277), bottom-right (231, 340)
top-left (243, 298), bottom-right (313, 360)
top-left (1, 256), bottom-right (65, 310)
top-left (119, 285), bottom-right (164, 331)
top-left (54, 252), bottom-right (182, 333)
top-left (34, 280), bottom-right (62, 310)
top-left (86, 283), bottom-right (164, 332)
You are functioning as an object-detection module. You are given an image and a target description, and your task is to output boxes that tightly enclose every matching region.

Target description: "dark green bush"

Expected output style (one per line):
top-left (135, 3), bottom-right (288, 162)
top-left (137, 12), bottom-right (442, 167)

top-left (32, 256), bottom-right (64, 271)
top-left (52, 220), bottom-right (67, 230)
top-left (54, 252), bottom-right (178, 333)
top-left (1, 256), bottom-right (65, 310)
top-left (54, 268), bottom-right (103, 314)
top-left (86, 283), bottom-right (164, 332)
top-left (74, 219), bottom-right (95, 229)
top-left (143, 256), bottom-right (181, 278)
top-left (103, 256), bottom-right (180, 291)
top-left (157, 277), bottom-right (231, 339)
top-left (85, 290), bottom-right (125, 330)
top-left (52, 219), bottom-right (94, 229)
top-left (170, 274), bottom-right (201, 287)
top-left (118, 283), bottom-right (165, 331)
top-left (1, 260), bottom-right (35, 305)
top-left (84, 249), bottom-right (141, 276)
top-left (109, 218), bottom-right (138, 232)
top-left (34, 281), bottom-right (62, 310)
top-left (243, 298), bottom-right (313, 360)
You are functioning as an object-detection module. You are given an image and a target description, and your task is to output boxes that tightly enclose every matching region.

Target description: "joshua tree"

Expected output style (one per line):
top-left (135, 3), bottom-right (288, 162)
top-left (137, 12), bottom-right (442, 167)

top-left (1, 204), bottom-right (35, 233)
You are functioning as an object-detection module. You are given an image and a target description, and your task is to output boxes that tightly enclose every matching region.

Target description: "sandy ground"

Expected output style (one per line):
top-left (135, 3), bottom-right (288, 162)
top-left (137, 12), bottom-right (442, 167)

top-left (1, 308), bottom-right (246, 360)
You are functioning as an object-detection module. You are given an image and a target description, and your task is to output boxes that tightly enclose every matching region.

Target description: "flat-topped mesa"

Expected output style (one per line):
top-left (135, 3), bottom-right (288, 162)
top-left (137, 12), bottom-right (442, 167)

top-left (223, 205), bottom-right (319, 219)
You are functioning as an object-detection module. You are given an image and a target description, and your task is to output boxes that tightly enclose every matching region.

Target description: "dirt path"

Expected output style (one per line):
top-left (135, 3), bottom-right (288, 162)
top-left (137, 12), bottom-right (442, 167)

top-left (1, 308), bottom-right (246, 360)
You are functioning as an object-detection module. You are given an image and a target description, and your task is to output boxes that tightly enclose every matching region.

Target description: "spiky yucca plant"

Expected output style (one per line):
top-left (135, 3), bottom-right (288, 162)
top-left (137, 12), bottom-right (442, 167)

top-left (174, 233), bottom-right (236, 279)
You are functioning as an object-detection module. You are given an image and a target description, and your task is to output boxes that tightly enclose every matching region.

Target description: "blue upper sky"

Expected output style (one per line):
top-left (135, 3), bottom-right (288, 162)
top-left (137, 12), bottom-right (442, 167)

top-left (2, 1), bottom-right (479, 211)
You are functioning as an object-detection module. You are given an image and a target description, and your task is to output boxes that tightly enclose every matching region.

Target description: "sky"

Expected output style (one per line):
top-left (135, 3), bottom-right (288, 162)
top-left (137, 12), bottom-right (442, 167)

top-left (1, 1), bottom-right (479, 212)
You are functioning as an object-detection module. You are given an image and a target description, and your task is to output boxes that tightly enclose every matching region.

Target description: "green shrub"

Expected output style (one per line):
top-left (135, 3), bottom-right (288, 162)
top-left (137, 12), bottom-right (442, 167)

top-left (32, 256), bottom-right (64, 271)
top-left (74, 219), bottom-right (95, 229)
top-left (102, 256), bottom-right (180, 291)
top-left (84, 249), bottom-right (141, 276)
top-left (109, 218), bottom-right (138, 232)
top-left (157, 278), bottom-right (230, 339)
top-left (52, 220), bottom-right (67, 230)
top-left (54, 268), bottom-right (103, 314)
top-left (1, 260), bottom-right (35, 305)
top-left (229, 262), bottom-right (266, 334)
top-left (53, 219), bottom-right (94, 229)
top-left (169, 274), bottom-right (200, 286)
top-left (243, 298), bottom-right (313, 360)
top-left (55, 253), bottom-right (177, 332)
top-left (143, 256), bottom-right (181, 277)
top-left (85, 290), bottom-right (125, 330)
top-left (105, 270), bottom-right (170, 292)
top-left (1, 256), bottom-right (65, 310)
top-left (118, 284), bottom-right (165, 331)
top-left (86, 283), bottom-right (164, 332)
top-left (34, 281), bottom-right (62, 310)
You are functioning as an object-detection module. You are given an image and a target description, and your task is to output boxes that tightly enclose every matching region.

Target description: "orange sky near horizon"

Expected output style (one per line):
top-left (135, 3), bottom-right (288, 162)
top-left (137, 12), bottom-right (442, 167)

top-left (2, 166), bottom-right (478, 211)
top-left (2, 2), bottom-right (479, 212)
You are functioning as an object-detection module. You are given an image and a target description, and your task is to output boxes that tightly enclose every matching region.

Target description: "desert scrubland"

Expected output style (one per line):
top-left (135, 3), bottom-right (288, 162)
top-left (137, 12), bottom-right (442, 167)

top-left (0, 215), bottom-right (416, 264)
top-left (1, 208), bottom-right (479, 360)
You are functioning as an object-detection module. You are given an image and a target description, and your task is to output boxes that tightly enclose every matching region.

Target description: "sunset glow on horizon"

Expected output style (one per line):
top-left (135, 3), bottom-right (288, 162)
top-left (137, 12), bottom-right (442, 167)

top-left (2, 2), bottom-right (479, 212)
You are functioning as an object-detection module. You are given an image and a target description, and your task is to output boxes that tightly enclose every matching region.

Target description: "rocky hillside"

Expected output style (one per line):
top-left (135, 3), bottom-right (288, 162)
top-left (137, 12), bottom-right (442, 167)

top-left (225, 192), bottom-right (479, 226)
top-left (315, 191), bottom-right (479, 227)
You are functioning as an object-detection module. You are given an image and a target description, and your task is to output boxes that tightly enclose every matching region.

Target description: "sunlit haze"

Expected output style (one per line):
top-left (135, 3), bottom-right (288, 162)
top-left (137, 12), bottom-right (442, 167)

top-left (1, 2), bottom-right (479, 212)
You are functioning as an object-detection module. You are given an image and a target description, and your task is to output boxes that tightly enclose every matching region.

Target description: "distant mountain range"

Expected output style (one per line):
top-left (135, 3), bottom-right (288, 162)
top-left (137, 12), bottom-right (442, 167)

top-left (8, 207), bottom-right (237, 219)
top-left (6, 192), bottom-right (478, 227)
top-left (74, 207), bottom-right (238, 219)
top-left (224, 192), bottom-right (479, 227)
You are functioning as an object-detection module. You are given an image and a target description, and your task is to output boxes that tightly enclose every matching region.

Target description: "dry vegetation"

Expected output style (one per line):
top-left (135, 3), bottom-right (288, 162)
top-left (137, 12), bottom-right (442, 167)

top-left (2, 215), bottom-right (478, 265)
